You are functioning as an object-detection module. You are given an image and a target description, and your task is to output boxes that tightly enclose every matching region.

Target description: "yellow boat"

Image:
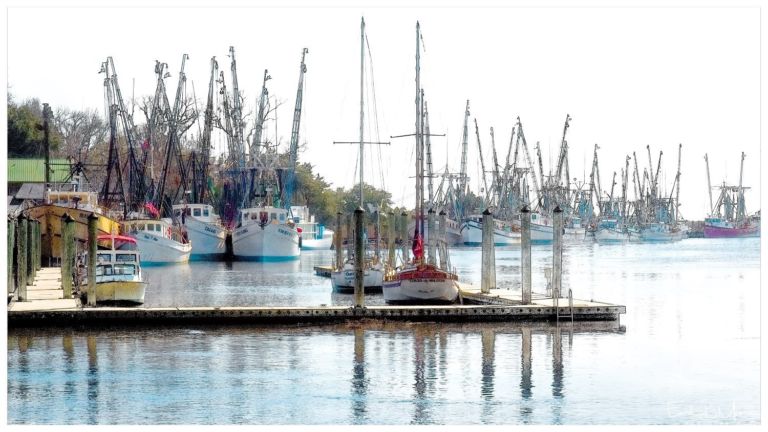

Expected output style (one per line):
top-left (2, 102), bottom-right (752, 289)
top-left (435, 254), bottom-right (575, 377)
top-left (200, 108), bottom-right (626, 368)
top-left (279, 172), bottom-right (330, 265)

top-left (26, 190), bottom-right (121, 261)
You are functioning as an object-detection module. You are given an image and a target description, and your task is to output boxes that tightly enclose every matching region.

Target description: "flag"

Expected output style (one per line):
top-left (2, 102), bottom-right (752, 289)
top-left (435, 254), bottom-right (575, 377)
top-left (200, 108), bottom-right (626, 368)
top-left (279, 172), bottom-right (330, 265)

top-left (412, 226), bottom-right (424, 260)
top-left (144, 202), bottom-right (160, 218)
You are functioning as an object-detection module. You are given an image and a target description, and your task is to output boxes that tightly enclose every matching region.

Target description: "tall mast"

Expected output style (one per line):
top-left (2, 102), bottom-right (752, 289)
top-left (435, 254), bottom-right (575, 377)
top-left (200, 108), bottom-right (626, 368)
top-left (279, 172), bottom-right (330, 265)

top-left (197, 57), bottom-right (218, 204)
top-left (704, 153), bottom-right (714, 215)
top-left (415, 21), bottom-right (422, 221)
top-left (459, 100), bottom-right (470, 196)
top-left (285, 47), bottom-right (309, 210)
top-left (674, 144), bottom-right (681, 222)
top-left (737, 151), bottom-right (745, 222)
top-left (359, 17), bottom-right (365, 207)
top-left (425, 98), bottom-right (434, 208)
top-left (474, 119), bottom-right (489, 205)
top-left (490, 126), bottom-right (499, 206)
top-left (251, 69), bottom-right (271, 168)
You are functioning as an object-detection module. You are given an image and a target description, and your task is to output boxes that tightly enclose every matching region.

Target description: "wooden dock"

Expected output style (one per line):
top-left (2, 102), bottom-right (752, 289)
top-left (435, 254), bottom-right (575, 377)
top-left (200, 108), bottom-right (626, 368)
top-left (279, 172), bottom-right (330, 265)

top-left (8, 269), bottom-right (625, 327)
top-left (314, 265), bottom-right (333, 277)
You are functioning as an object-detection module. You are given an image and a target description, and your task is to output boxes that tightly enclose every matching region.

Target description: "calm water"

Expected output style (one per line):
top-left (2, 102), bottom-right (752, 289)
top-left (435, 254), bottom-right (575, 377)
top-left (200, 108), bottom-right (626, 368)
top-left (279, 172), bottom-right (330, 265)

top-left (7, 238), bottom-right (760, 424)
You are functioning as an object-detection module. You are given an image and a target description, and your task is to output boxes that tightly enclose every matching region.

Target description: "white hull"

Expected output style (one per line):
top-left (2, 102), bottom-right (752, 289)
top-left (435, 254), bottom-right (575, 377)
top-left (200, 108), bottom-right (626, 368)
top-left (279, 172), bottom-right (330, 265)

top-left (331, 265), bottom-right (384, 291)
top-left (233, 223), bottom-right (300, 261)
top-left (92, 280), bottom-right (147, 304)
top-left (640, 230), bottom-right (685, 242)
top-left (182, 217), bottom-right (227, 258)
top-left (595, 228), bottom-right (640, 243)
top-left (408, 219), bottom-right (462, 246)
top-left (460, 220), bottom-right (521, 246)
top-left (128, 232), bottom-right (191, 263)
top-left (382, 278), bottom-right (459, 303)
top-left (302, 232), bottom-right (334, 250)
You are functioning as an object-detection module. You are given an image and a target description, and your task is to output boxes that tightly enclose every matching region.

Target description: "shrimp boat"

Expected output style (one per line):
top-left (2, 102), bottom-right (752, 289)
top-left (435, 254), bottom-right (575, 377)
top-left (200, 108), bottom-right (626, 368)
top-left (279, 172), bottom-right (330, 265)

top-left (330, 17), bottom-right (383, 291)
top-left (460, 214), bottom-right (520, 245)
top-left (383, 21), bottom-right (459, 304)
top-left (122, 217), bottom-right (191, 264)
top-left (232, 206), bottom-right (301, 261)
top-left (594, 219), bottom-right (641, 243)
top-left (26, 174), bottom-right (121, 261)
top-left (173, 203), bottom-right (227, 259)
top-left (82, 234), bottom-right (148, 305)
top-left (703, 152), bottom-right (760, 238)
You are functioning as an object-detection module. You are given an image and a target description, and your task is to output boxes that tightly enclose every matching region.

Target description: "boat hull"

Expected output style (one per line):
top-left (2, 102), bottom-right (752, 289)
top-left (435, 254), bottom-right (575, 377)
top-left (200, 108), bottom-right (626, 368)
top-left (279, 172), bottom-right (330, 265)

top-left (703, 224), bottom-right (759, 238)
top-left (383, 266), bottom-right (459, 303)
top-left (595, 228), bottom-right (640, 243)
top-left (127, 231), bottom-right (191, 264)
top-left (182, 217), bottom-right (227, 259)
top-left (460, 220), bottom-right (521, 246)
top-left (89, 280), bottom-right (147, 304)
top-left (331, 266), bottom-right (384, 293)
top-left (26, 205), bottom-right (121, 260)
top-left (640, 229), bottom-right (685, 242)
top-left (302, 233), bottom-right (334, 250)
top-left (232, 223), bottom-right (300, 261)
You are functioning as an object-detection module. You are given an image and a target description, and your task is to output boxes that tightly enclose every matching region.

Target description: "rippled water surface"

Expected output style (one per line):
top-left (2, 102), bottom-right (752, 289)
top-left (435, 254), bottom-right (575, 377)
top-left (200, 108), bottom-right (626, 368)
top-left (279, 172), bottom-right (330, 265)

top-left (7, 238), bottom-right (760, 424)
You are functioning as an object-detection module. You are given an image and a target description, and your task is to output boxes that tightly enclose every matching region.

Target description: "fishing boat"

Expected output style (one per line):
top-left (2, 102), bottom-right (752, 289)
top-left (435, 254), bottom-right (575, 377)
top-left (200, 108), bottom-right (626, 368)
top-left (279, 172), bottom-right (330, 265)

top-left (81, 234), bottom-right (147, 304)
top-left (330, 17), bottom-right (384, 291)
top-left (122, 218), bottom-right (191, 264)
top-left (594, 219), bottom-right (640, 243)
top-left (703, 152), bottom-right (760, 238)
top-left (232, 206), bottom-right (301, 261)
top-left (291, 205), bottom-right (334, 250)
top-left (173, 203), bottom-right (227, 259)
top-left (409, 215), bottom-right (462, 246)
top-left (27, 177), bottom-right (122, 261)
top-left (383, 21), bottom-right (459, 304)
top-left (460, 214), bottom-right (520, 245)
top-left (639, 222), bottom-right (686, 242)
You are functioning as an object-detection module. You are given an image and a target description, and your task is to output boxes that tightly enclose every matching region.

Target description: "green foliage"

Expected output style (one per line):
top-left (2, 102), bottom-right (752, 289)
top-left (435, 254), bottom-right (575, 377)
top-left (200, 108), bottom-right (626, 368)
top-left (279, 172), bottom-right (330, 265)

top-left (7, 96), bottom-right (62, 157)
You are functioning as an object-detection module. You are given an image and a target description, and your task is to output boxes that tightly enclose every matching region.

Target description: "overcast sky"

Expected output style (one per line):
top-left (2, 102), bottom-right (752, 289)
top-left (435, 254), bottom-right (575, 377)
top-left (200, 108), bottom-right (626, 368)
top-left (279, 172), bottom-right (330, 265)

top-left (4, 2), bottom-right (762, 220)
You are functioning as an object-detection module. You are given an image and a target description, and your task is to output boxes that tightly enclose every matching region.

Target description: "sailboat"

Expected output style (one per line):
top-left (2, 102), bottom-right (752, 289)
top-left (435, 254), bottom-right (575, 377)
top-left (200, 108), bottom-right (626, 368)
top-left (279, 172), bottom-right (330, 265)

top-left (331, 17), bottom-right (384, 292)
top-left (383, 21), bottom-right (459, 304)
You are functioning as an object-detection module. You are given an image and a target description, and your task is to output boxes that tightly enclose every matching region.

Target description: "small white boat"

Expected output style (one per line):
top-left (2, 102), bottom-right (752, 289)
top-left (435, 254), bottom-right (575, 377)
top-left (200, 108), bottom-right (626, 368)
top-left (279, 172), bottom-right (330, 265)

top-left (639, 222), bottom-right (685, 242)
top-left (331, 260), bottom-right (384, 293)
top-left (290, 206), bottom-right (334, 250)
top-left (383, 262), bottom-right (459, 303)
top-left (232, 206), bottom-right (300, 261)
top-left (82, 235), bottom-right (148, 304)
top-left (594, 219), bottom-right (641, 243)
top-left (122, 218), bottom-right (192, 264)
top-left (173, 204), bottom-right (228, 259)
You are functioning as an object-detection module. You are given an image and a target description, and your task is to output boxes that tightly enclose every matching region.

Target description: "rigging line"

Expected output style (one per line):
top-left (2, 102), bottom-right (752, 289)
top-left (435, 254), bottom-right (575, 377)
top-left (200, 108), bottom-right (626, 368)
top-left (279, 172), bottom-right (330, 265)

top-left (365, 32), bottom-right (386, 192)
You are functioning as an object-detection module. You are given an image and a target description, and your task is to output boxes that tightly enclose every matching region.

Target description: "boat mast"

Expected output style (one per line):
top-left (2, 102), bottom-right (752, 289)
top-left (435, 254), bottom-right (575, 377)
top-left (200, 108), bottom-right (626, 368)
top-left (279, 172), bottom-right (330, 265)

top-left (424, 98), bottom-right (434, 209)
top-left (359, 18), bottom-right (365, 207)
top-left (415, 22), bottom-right (423, 235)
top-left (674, 143), bottom-right (681, 223)
top-left (250, 69), bottom-right (271, 169)
top-left (474, 119), bottom-right (489, 206)
top-left (737, 151), bottom-right (745, 222)
top-left (285, 47), bottom-right (309, 210)
top-left (459, 100), bottom-right (470, 198)
top-left (704, 153), bottom-right (714, 215)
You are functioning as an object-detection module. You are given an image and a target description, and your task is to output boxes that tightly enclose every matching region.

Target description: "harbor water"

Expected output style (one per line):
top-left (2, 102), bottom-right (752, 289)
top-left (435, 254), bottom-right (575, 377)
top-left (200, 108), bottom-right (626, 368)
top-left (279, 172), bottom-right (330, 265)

top-left (7, 238), bottom-right (760, 424)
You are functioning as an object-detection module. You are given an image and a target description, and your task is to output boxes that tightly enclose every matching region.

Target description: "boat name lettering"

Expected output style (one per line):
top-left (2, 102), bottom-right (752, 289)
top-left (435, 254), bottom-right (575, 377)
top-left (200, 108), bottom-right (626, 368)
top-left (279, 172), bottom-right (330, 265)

top-left (204, 226), bottom-right (218, 234)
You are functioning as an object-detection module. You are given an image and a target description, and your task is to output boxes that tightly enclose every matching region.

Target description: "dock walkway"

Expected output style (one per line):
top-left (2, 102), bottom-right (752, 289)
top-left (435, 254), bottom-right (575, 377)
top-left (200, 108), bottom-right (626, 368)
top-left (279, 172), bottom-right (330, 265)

top-left (9, 267), bottom-right (79, 312)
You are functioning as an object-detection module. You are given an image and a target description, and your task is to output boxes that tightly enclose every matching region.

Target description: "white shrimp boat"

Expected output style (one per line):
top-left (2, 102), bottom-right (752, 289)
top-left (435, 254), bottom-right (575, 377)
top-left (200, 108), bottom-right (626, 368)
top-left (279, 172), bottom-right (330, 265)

top-left (82, 235), bottom-right (147, 304)
top-left (122, 218), bottom-right (192, 264)
top-left (291, 205), bottom-right (334, 250)
top-left (639, 222), bottom-right (686, 242)
top-left (232, 206), bottom-right (300, 261)
top-left (173, 203), bottom-right (227, 259)
top-left (460, 214), bottom-right (520, 246)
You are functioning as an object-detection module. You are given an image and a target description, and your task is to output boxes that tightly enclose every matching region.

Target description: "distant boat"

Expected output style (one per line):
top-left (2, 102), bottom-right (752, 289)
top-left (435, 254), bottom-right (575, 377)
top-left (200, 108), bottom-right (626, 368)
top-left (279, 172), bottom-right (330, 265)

top-left (122, 218), bottom-right (192, 264)
top-left (703, 217), bottom-right (759, 238)
top-left (594, 219), bottom-right (640, 243)
top-left (639, 222), bottom-right (686, 242)
top-left (460, 213), bottom-right (520, 246)
top-left (291, 205), bottom-right (334, 250)
top-left (232, 206), bottom-right (300, 261)
top-left (82, 234), bottom-right (147, 305)
top-left (703, 152), bottom-right (760, 238)
top-left (173, 203), bottom-right (228, 259)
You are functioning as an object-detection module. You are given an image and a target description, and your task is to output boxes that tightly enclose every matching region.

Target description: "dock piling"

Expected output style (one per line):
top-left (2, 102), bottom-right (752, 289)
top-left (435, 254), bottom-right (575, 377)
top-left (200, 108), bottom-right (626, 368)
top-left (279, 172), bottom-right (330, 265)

top-left (335, 212), bottom-right (343, 270)
top-left (481, 208), bottom-right (496, 293)
top-left (8, 217), bottom-right (16, 297)
top-left (35, 220), bottom-right (42, 271)
top-left (26, 218), bottom-right (35, 285)
top-left (387, 211), bottom-right (396, 268)
top-left (400, 211), bottom-right (409, 264)
top-left (87, 213), bottom-right (98, 306)
top-left (353, 207), bottom-right (365, 308)
top-left (438, 210), bottom-right (448, 270)
top-left (553, 206), bottom-right (563, 300)
top-left (61, 214), bottom-right (75, 299)
top-left (427, 208), bottom-right (436, 265)
top-left (17, 215), bottom-right (28, 300)
top-left (521, 205), bottom-right (532, 304)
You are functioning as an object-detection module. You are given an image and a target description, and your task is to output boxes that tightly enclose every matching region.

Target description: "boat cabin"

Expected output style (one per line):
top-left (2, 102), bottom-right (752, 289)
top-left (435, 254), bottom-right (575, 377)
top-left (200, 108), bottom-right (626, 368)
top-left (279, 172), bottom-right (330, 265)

top-left (239, 206), bottom-right (292, 227)
top-left (122, 218), bottom-right (188, 244)
top-left (173, 203), bottom-right (219, 223)
top-left (94, 235), bottom-right (142, 280)
top-left (46, 190), bottom-right (101, 213)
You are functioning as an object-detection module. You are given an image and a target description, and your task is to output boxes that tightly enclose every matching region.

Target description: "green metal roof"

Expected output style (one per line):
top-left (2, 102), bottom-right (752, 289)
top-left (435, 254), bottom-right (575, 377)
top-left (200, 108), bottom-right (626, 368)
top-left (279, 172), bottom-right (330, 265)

top-left (7, 159), bottom-right (72, 183)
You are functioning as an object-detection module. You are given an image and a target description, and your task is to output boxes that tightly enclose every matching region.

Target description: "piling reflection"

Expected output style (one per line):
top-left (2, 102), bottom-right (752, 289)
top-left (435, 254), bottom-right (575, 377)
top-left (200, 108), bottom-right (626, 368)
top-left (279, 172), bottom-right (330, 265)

top-left (480, 328), bottom-right (496, 423)
top-left (411, 326), bottom-right (431, 425)
top-left (351, 327), bottom-right (368, 424)
top-left (520, 327), bottom-right (533, 423)
top-left (86, 335), bottom-right (99, 424)
top-left (551, 325), bottom-right (564, 424)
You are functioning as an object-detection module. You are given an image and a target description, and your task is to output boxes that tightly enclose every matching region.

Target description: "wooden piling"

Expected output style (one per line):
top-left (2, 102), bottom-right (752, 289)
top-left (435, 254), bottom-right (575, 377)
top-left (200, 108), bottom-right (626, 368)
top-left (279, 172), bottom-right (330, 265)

top-left (427, 208), bottom-right (436, 265)
top-left (8, 217), bottom-right (16, 296)
top-left (87, 213), bottom-right (98, 306)
top-left (27, 218), bottom-right (35, 284)
top-left (553, 206), bottom-right (563, 299)
top-left (400, 211), bottom-right (409, 264)
top-left (521, 206), bottom-right (532, 305)
top-left (387, 211), bottom-right (396, 268)
top-left (353, 207), bottom-right (365, 308)
top-left (61, 214), bottom-right (74, 299)
top-left (438, 210), bottom-right (448, 270)
top-left (481, 208), bottom-right (496, 293)
top-left (335, 212), bottom-right (343, 270)
top-left (17, 215), bottom-right (28, 300)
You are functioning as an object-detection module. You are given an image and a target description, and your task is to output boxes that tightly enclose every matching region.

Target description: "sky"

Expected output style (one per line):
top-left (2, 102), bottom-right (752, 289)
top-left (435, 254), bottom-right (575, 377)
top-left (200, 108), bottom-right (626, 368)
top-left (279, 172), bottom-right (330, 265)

top-left (4, 1), bottom-right (763, 220)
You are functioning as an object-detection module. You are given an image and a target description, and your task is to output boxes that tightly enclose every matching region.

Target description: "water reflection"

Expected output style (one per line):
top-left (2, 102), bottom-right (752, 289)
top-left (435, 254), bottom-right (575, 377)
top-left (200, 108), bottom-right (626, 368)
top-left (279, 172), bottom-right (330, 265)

top-left (86, 335), bottom-right (99, 424)
top-left (480, 329), bottom-right (495, 423)
top-left (351, 327), bottom-right (368, 424)
top-left (520, 327), bottom-right (533, 423)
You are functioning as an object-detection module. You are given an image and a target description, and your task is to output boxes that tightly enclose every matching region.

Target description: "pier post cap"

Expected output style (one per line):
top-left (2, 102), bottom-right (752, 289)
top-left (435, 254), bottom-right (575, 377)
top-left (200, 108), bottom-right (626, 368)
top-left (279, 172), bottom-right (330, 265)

top-left (87, 213), bottom-right (99, 221)
top-left (553, 206), bottom-right (563, 213)
top-left (521, 205), bottom-right (531, 213)
top-left (482, 208), bottom-right (492, 216)
top-left (428, 208), bottom-right (435, 214)
top-left (354, 207), bottom-right (364, 214)
top-left (439, 210), bottom-right (446, 216)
